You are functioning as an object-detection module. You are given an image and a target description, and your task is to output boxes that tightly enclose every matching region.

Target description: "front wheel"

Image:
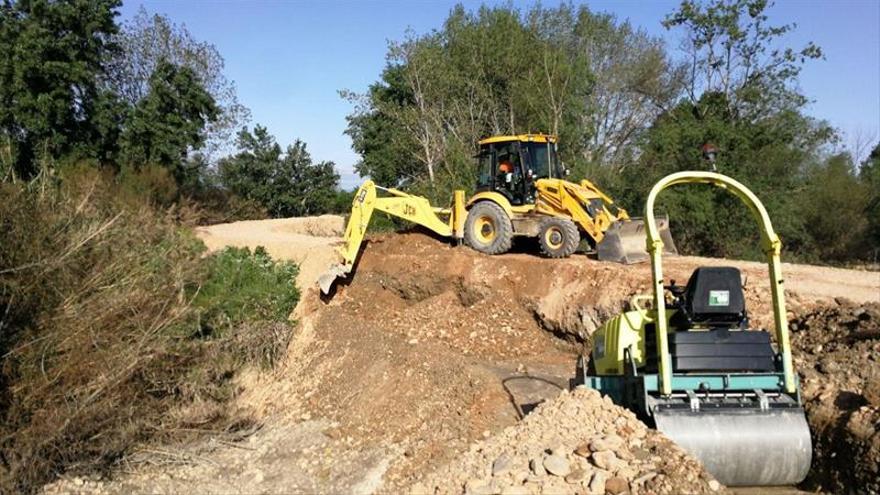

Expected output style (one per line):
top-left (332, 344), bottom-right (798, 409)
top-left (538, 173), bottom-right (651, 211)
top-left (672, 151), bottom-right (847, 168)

top-left (464, 202), bottom-right (513, 255)
top-left (538, 217), bottom-right (579, 258)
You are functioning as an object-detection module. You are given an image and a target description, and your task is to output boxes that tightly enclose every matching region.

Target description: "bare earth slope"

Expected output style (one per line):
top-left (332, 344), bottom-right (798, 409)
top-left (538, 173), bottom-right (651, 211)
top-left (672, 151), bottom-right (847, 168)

top-left (44, 221), bottom-right (880, 494)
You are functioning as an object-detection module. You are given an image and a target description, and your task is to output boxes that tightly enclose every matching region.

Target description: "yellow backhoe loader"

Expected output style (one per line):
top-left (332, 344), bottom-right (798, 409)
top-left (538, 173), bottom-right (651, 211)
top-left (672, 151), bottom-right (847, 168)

top-left (319, 134), bottom-right (676, 294)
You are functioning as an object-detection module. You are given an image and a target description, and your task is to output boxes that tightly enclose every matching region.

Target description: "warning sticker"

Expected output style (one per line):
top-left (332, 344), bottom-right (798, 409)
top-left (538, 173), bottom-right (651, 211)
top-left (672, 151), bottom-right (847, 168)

top-left (708, 290), bottom-right (730, 306)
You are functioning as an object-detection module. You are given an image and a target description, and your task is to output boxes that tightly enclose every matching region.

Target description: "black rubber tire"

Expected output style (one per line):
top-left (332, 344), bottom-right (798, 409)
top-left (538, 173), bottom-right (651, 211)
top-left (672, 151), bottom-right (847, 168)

top-left (538, 217), bottom-right (579, 258)
top-left (464, 201), bottom-right (513, 255)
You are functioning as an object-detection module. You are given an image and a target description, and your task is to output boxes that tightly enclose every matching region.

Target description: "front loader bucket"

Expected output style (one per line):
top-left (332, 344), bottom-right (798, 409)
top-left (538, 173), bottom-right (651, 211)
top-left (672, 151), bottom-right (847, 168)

top-left (596, 216), bottom-right (677, 264)
top-left (653, 407), bottom-right (812, 486)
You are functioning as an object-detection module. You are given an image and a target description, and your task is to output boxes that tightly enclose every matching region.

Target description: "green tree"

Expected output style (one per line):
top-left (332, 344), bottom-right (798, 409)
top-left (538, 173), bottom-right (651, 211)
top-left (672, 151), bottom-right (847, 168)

top-left (798, 152), bottom-right (869, 261)
top-left (619, 0), bottom-right (836, 260)
top-left (106, 7), bottom-right (250, 158)
top-left (345, 4), bottom-right (676, 201)
top-left (861, 143), bottom-right (880, 257)
top-left (119, 60), bottom-right (219, 183)
top-left (219, 125), bottom-right (340, 217)
top-left (0, 0), bottom-right (121, 180)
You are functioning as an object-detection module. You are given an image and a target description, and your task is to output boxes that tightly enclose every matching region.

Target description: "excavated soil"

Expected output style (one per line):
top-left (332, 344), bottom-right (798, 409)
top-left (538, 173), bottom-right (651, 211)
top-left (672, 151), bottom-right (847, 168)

top-left (790, 300), bottom-right (880, 494)
top-left (43, 224), bottom-right (880, 494)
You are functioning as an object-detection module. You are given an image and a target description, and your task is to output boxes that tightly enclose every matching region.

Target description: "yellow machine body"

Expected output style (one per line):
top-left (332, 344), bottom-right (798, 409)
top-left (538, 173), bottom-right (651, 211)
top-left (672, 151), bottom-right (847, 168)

top-left (319, 134), bottom-right (675, 293)
top-left (584, 171), bottom-right (811, 486)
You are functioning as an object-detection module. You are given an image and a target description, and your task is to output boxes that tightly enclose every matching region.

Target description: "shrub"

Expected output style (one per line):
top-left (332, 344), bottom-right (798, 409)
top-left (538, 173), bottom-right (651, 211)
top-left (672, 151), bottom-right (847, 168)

top-left (0, 169), bottom-right (298, 492)
top-left (194, 246), bottom-right (299, 366)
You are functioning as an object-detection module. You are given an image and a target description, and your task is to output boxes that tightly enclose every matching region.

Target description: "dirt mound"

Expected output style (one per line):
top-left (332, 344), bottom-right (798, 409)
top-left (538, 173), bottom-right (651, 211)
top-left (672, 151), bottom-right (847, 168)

top-left (42, 227), bottom-right (879, 494)
top-left (416, 387), bottom-right (720, 495)
top-left (791, 300), bottom-right (880, 493)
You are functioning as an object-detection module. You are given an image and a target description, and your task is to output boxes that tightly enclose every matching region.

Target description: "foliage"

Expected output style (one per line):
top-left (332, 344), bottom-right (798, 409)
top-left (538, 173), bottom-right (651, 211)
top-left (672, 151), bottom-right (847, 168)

top-left (106, 7), bottom-right (250, 157)
top-left (346, 0), bottom-right (876, 263)
top-left (344, 4), bottom-right (677, 196)
top-left (119, 59), bottom-right (219, 181)
top-left (860, 143), bottom-right (880, 259)
top-left (194, 246), bottom-right (299, 336)
top-left (0, 0), bottom-right (121, 179)
top-left (219, 125), bottom-right (341, 217)
top-left (618, 91), bottom-right (835, 259)
top-left (797, 153), bottom-right (869, 261)
top-left (662, 0), bottom-right (822, 117)
top-left (0, 169), bottom-right (297, 492)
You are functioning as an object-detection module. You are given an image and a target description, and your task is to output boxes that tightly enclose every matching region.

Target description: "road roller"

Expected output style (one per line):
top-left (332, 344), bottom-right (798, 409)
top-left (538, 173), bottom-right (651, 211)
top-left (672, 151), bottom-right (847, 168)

top-left (578, 171), bottom-right (812, 486)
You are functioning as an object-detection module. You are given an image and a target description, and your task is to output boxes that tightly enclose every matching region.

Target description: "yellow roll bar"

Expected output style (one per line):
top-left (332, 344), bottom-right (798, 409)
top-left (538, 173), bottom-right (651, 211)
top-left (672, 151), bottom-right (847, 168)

top-left (645, 172), bottom-right (795, 396)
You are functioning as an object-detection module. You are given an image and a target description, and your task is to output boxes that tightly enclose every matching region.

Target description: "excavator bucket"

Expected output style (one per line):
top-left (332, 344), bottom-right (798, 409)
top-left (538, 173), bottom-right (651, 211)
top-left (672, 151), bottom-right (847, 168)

top-left (596, 215), bottom-right (677, 264)
top-left (654, 406), bottom-right (812, 485)
top-left (318, 263), bottom-right (352, 295)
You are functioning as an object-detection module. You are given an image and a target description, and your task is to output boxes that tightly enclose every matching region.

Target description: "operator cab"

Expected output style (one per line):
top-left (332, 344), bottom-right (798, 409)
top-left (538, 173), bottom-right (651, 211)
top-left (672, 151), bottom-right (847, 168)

top-left (475, 134), bottom-right (564, 205)
top-left (663, 267), bottom-right (775, 373)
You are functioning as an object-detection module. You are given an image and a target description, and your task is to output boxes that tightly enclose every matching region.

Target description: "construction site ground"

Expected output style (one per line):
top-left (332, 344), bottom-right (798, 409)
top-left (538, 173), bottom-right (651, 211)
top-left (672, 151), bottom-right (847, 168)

top-left (44, 216), bottom-right (880, 494)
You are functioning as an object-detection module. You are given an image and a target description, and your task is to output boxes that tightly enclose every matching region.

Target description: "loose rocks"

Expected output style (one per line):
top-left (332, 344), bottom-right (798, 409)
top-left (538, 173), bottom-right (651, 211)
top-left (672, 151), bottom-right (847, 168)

top-left (791, 301), bottom-right (880, 494)
top-left (414, 388), bottom-right (720, 494)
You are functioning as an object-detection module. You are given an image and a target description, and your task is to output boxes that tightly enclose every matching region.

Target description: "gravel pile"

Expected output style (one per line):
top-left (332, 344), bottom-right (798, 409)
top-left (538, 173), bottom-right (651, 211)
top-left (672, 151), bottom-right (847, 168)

top-left (413, 388), bottom-right (720, 495)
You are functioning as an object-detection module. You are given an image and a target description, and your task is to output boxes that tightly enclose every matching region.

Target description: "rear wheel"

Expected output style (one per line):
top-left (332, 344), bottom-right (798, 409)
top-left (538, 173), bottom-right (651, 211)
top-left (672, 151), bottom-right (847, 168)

top-left (538, 217), bottom-right (579, 258)
top-left (464, 202), bottom-right (513, 255)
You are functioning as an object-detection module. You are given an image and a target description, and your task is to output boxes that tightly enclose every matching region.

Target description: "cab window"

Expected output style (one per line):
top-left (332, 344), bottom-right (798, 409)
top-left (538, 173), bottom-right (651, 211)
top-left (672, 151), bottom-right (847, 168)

top-left (476, 151), bottom-right (493, 190)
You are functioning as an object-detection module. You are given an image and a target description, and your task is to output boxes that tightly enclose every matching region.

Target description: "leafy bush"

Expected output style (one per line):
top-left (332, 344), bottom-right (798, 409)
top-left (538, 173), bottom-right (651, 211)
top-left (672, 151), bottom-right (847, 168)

top-left (194, 246), bottom-right (299, 337)
top-left (0, 169), bottom-right (298, 492)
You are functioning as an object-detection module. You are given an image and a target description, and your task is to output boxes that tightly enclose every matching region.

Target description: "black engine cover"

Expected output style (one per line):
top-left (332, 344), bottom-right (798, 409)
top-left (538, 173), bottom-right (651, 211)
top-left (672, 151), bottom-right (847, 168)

top-left (669, 328), bottom-right (775, 372)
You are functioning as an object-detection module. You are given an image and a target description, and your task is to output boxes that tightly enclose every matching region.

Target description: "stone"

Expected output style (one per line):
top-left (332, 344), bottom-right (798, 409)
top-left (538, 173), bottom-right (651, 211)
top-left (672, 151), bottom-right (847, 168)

top-left (574, 442), bottom-right (591, 457)
top-left (617, 466), bottom-right (638, 479)
top-left (591, 450), bottom-right (620, 471)
top-left (564, 468), bottom-right (587, 484)
top-left (543, 454), bottom-right (571, 477)
top-left (590, 435), bottom-right (624, 452)
top-left (632, 472), bottom-right (657, 485)
top-left (530, 457), bottom-right (547, 476)
top-left (550, 445), bottom-right (569, 457)
top-left (604, 476), bottom-right (628, 494)
top-left (708, 479), bottom-right (721, 492)
top-left (493, 454), bottom-right (514, 476)
top-left (632, 447), bottom-right (651, 461)
top-left (589, 470), bottom-right (607, 494)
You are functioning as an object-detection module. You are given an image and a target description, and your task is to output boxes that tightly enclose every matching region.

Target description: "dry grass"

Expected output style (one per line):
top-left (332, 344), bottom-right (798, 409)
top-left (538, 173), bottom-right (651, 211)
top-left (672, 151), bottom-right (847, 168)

top-left (0, 166), bottom-right (296, 492)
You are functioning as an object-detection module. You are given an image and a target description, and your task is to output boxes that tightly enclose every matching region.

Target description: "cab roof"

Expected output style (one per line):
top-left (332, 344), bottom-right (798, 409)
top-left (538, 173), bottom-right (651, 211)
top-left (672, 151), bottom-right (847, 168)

top-left (478, 134), bottom-right (557, 145)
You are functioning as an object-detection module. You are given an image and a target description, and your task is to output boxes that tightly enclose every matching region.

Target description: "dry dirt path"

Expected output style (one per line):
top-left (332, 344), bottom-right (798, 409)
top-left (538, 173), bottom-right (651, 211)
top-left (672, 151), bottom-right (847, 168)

top-left (43, 220), bottom-right (879, 495)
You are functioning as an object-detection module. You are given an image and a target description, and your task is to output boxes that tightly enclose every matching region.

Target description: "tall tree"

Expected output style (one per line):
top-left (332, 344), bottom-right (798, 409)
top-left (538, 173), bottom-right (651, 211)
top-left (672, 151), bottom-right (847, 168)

top-left (219, 126), bottom-right (340, 217)
top-left (861, 143), bottom-right (880, 257)
top-left (0, 0), bottom-right (121, 180)
top-left (344, 3), bottom-right (676, 199)
top-left (119, 60), bottom-right (218, 183)
top-left (662, 0), bottom-right (822, 117)
top-left (106, 7), bottom-right (250, 158)
top-left (624, 0), bottom-right (836, 260)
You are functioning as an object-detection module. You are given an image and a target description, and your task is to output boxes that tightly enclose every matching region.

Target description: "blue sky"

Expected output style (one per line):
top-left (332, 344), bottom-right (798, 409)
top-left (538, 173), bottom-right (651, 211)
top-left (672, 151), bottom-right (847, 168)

top-left (119, 0), bottom-right (880, 189)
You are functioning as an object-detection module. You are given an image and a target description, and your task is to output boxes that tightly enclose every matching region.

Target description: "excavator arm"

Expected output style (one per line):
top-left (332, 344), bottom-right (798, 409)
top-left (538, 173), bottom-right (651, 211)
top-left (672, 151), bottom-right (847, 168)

top-left (319, 180), bottom-right (465, 294)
